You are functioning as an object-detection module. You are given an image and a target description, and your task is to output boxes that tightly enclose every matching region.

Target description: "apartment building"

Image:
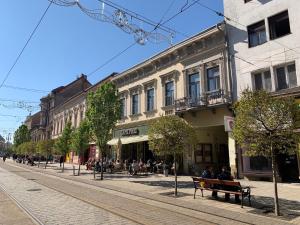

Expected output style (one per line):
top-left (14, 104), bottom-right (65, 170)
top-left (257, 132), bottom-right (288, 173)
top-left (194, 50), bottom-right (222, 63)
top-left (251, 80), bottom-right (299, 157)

top-left (109, 23), bottom-right (234, 174)
top-left (224, 0), bottom-right (300, 181)
top-left (52, 73), bottom-right (116, 164)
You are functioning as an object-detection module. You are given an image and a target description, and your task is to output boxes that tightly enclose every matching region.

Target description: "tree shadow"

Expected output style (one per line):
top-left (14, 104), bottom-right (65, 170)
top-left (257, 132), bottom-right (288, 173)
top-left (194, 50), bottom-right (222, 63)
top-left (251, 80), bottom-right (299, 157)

top-left (247, 195), bottom-right (300, 220)
top-left (130, 180), bottom-right (193, 189)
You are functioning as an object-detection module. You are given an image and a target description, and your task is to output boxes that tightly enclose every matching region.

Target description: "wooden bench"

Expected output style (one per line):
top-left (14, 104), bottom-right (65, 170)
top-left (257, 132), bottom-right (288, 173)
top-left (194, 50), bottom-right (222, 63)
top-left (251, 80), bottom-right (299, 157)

top-left (192, 177), bottom-right (251, 208)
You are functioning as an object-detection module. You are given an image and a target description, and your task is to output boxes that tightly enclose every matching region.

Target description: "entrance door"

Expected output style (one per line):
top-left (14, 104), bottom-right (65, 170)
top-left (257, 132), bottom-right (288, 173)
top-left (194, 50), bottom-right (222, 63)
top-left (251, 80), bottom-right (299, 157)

top-left (219, 144), bottom-right (229, 168)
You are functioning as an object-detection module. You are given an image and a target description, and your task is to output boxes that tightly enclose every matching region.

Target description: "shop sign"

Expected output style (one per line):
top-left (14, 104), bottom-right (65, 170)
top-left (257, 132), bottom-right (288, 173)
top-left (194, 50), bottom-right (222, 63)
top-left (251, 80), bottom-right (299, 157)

top-left (224, 116), bottom-right (234, 132)
top-left (121, 128), bottom-right (139, 136)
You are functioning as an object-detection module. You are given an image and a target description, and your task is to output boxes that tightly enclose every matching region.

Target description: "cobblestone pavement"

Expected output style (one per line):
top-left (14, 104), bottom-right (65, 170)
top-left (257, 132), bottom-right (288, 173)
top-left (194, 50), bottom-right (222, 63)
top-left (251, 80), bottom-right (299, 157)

top-left (0, 189), bottom-right (35, 225)
top-left (1, 160), bottom-right (297, 225)
top-left (0, 166), bottom-right (137, 225)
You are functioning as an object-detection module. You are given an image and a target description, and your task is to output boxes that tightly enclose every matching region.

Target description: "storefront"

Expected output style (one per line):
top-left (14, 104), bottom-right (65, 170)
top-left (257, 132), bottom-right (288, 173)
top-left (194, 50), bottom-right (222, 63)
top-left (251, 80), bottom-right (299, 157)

top-left (107, 125), bottom-right (154, 163)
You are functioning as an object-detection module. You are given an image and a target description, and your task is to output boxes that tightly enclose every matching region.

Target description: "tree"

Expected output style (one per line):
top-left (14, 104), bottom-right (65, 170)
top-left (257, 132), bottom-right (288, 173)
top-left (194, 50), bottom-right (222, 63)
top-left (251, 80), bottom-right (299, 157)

top-left (233, 89), bottom-right (300, 216)
top-left (37, 140), bottom-right (55, 169)
top-left (86, 82), bottom-right (120, 180)
top-left (17, 141), bottom-right (36, 157)
top-left (71, 119), bottom-right (90, 175)
top-left (54, 121), bottom-right (73, 172)
top-left (148, 115), bottom-right (195, 196)
top-left (14, 125), bottom-right (30, 147)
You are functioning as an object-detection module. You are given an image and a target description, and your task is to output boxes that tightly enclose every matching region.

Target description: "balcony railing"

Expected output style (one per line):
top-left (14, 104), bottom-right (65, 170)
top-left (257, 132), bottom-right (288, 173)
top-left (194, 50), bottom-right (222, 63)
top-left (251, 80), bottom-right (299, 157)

top-left (175, 89), bottom-right (231, 112)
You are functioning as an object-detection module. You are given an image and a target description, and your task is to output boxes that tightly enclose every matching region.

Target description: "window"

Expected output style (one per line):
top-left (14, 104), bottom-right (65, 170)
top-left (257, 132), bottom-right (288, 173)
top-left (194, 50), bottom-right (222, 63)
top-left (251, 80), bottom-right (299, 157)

top-left (131, 94), bottom-right (139, 115)
top-left (188, 73), bottom-right (200, 102)
top-left (146, 88), bottom-right (155, 111)
top-left (207, 66), bottom-right (220, 92)
top-left (165, 81), bottom-right (174, 106)
top-left (269, 11), bottom-right (291, 40)
top-left (248, 21), bottom-right (267, 47)
top-left (120, 98), bottom-right (126, 118)
top-left (250, 156), bottom-right (271, 170)
top-left (194, 144), bottom-right (213, 163)
top-left (275, 63), bottom-right (297, 90)
top-left (253, 70), bottom-right (272, 91)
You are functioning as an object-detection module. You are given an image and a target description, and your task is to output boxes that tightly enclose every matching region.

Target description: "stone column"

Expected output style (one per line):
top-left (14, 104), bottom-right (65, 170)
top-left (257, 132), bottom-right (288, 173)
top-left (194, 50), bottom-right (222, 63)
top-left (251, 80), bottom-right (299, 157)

top-left (228, 132), bottom-right (238, 178)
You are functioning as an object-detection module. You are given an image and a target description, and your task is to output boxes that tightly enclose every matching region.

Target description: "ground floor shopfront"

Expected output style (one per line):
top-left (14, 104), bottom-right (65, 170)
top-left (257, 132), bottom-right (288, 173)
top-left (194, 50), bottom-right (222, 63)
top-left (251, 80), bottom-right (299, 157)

top-left (108, 107), bottom-right (234, 175)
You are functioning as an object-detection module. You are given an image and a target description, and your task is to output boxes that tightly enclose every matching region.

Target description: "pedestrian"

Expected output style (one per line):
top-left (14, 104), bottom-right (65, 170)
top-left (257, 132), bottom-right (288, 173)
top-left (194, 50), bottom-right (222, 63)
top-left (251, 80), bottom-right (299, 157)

top-left (3, 155), bottom-right (6, 162)
top-left (59, 156), bottom-right (64, 168)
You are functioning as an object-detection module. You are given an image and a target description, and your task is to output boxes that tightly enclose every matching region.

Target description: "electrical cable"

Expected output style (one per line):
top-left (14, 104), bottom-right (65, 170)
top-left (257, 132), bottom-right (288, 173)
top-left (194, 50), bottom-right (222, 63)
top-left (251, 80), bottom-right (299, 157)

top-left (0, 1), bottom-right (53, 89)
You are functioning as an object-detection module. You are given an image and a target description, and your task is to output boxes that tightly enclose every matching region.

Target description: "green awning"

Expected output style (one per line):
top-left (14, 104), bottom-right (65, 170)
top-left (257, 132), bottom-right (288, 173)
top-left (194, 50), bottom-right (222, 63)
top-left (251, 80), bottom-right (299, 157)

top-left (107, 135), bottom-right (148, 145)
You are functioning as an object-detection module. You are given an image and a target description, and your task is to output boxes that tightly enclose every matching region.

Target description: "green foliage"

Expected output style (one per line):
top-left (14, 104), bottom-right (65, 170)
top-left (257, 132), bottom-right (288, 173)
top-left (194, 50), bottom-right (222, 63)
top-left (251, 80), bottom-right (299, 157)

top-left (86, 82), bottom-right (120, 152)
top-left (233, 89), bottom-right (300, 157)
top-left (16, 141), bottom-right (36, 155)
top-left (14, 125), bottom-right (30, 147)
top-left (37, 140), bottom-right (55, 157)
top-left (71, 119), bottom-right (90, 156)
top-left (54, 121), bottom-right (73, 156)
top-left (148, 115), bottom-right (195, 156)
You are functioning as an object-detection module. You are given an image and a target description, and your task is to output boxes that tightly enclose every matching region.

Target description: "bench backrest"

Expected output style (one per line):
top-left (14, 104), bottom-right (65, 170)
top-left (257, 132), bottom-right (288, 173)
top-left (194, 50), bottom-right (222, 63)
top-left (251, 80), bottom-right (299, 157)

top-left (192, 177), bottom-right (241, 188)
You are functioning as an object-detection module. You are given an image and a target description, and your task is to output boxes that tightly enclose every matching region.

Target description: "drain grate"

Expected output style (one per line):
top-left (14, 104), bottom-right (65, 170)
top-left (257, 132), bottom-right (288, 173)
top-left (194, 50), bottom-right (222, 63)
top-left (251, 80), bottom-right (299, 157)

top-left (27, 178), bottom-right (37, 181)
top-left (26, 188), bottom-right (42, 192)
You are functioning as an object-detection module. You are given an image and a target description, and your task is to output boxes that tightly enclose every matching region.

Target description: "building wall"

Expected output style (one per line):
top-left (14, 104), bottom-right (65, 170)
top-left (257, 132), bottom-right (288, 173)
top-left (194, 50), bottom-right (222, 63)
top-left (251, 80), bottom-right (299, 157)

top-left (224, 0), bottom-right (300, 180)
top-left (224, 0), bottom-right (300, 99)
top-left (114, 25), bottom-right (229, 126)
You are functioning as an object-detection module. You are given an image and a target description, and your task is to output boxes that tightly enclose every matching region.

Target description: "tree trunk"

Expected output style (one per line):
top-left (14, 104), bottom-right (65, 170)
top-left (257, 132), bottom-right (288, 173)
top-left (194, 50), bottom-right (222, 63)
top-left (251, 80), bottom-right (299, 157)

top-left (45, 154), bottom-right (48, 169)
top-left (271, 142), bottom-right (280, 216)
top-left (100, 152), bottom-right (104, 180)
top-left (38, 155), bottom-right (40, 168)
top-left (174, 152), bottom-right (177, 196)
top-left (78, 153), bottom-right (81, 176)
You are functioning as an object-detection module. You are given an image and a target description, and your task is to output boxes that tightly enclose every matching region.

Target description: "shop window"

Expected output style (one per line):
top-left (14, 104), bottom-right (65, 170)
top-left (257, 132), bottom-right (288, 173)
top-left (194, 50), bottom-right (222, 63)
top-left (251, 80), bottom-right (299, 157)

top-left (146, 88), bottom-right (155, 111)
top-left (165, 81), bottom-right (174, 106)
top-left (253, 70), bottom-right (272, 91)
top-left (275, 63), bottom-right (297, 90)
top-left (248, 21), bottom-right (267, 47)
top-left (120, 98), bottom-right (126, 118)
top-left (207, 66), bottom-right (220, 92)
top-left (250, 156), bottom-right (271, 170)
top-left (188, 73), bottom-right (200, 102)
top-left (268, 11), bottom-right (291, 40)
top-left (131, 94), bottom-right (139, 115)
top-left (194, 144), bottom-right (212, 163)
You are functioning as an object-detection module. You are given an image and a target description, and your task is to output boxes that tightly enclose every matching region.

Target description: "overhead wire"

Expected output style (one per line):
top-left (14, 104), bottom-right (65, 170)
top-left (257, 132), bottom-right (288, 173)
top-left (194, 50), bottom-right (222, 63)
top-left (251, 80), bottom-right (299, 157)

top-left (88, 0), bottom-right (200, 77)
top-left (0, 1), bottom-right (53, 89)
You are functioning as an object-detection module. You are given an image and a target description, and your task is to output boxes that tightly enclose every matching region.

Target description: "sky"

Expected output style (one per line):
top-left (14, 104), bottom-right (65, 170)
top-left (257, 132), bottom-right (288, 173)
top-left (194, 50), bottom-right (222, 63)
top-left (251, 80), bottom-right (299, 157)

top-left (0, 0), bottom-right (223, 141)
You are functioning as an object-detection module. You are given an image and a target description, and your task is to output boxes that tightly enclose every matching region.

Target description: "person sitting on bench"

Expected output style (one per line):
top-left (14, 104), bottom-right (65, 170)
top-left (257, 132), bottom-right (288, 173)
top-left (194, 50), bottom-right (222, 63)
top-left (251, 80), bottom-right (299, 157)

top-left (217, 166), bottom-right (240, 203)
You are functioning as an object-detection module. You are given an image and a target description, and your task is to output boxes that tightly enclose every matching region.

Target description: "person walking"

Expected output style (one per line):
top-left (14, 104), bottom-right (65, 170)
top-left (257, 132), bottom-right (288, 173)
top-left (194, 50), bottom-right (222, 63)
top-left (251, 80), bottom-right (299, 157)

top-left (3, 155), bottom-right (6, 162)
top-left (59, 155), bottom-right (64, 168)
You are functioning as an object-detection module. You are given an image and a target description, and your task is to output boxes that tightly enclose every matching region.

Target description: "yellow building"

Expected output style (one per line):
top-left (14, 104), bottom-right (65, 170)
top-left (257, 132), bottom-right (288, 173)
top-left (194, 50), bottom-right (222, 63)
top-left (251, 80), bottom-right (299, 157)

top-left (109, 23), bottom-right (236, 175)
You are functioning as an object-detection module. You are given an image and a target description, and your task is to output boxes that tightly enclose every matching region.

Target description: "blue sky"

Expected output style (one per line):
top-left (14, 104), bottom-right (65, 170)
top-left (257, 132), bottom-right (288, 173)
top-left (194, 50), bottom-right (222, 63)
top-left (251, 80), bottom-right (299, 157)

top-left (0, 0), bottom-right (223, 140)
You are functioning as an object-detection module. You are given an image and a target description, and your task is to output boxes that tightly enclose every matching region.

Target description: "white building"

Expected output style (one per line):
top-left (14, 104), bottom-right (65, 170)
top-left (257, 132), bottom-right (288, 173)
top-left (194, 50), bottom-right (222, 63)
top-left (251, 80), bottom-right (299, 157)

top-left (224, 0), bottom-right (300, 181)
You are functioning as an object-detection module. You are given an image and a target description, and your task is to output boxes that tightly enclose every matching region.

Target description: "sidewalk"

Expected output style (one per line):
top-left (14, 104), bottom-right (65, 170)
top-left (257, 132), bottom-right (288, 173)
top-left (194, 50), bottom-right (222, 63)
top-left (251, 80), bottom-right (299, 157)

top-left (0, 188), bottom-right (35, 225)
top-left (7, 159), bottom-right (300, 224)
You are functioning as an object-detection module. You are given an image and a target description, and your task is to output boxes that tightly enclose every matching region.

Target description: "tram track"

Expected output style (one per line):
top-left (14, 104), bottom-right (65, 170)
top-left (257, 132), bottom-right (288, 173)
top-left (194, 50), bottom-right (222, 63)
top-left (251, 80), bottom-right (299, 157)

top-left (0, 162), bottom-right (288, 225)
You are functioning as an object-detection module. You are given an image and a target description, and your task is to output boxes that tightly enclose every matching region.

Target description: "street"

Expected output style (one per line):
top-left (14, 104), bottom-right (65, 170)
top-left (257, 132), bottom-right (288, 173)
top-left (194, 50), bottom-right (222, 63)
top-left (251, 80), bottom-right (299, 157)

top-left (0, 161), bottom-right (295, 225)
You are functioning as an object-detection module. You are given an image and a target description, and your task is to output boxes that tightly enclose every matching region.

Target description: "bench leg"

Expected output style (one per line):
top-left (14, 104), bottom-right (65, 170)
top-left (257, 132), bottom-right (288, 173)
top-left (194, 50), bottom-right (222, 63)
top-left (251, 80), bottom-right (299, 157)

top-left (194, 188), bottom-right (197, 199)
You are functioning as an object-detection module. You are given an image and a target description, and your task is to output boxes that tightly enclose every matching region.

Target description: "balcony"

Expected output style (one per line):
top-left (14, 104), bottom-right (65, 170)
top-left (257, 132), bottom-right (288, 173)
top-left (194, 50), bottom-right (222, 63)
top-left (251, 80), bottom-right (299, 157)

top-left (175, 89), bottom-right (231, 112)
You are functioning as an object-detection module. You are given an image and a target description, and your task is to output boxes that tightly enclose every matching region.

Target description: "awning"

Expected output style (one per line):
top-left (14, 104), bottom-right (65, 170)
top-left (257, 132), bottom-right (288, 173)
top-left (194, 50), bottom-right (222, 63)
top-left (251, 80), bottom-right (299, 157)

top-left (107, 135), bottom-right (148, 145)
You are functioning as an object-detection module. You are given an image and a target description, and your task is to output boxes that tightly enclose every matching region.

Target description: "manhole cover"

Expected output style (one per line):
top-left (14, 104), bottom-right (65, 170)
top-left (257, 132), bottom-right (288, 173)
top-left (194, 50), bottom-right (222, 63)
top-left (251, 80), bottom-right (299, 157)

top-left (27, 188), bottom-right (42, 192)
